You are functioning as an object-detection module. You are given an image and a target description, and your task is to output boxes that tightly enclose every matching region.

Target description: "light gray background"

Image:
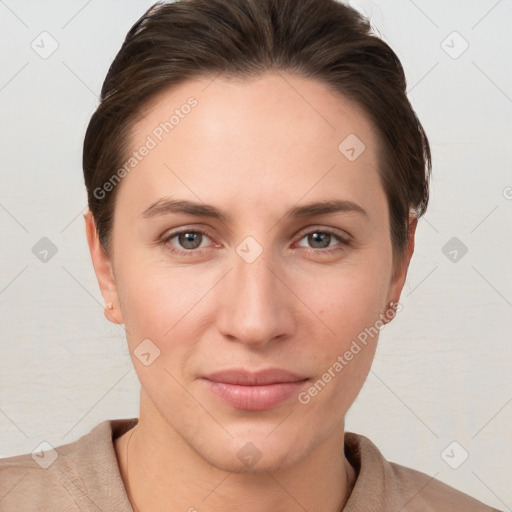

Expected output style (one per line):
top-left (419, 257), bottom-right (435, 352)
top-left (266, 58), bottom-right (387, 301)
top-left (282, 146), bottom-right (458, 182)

top-left (1, 0), bottom-right (511, 508)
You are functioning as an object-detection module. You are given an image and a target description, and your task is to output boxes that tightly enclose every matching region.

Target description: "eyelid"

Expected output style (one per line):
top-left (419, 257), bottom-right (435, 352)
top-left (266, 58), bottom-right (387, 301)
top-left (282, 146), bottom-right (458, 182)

top-left (294, 224), bottom-right (352, 242)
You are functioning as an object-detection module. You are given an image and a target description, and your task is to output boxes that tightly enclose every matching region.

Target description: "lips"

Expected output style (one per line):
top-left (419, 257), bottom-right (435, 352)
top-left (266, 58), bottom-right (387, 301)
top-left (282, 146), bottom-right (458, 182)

top-left (203, 368), bottom-right (307, 385)
top-left (201, 368), bottom-right (309, 411)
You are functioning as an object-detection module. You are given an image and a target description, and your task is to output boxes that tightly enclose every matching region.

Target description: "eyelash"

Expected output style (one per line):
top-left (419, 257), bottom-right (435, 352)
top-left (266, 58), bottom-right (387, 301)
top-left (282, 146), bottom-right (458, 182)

top-left (159, 226), bottom-right (351, 256)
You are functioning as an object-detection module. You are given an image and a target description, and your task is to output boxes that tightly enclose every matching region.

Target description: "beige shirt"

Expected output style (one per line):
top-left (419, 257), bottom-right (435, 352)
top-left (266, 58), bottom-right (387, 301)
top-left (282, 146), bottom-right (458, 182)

top-left (0, 417), bottom-right (501, 511)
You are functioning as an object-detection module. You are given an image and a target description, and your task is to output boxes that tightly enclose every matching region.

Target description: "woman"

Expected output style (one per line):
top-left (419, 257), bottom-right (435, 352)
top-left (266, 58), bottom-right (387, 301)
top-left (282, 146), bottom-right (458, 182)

top-left (0, 0), bottom-right (502, 510)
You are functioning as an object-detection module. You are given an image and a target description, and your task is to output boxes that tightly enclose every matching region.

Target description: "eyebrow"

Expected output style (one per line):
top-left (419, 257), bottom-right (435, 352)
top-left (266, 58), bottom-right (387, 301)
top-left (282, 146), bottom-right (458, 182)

top-left (140, 197), bottom-right (368, 221)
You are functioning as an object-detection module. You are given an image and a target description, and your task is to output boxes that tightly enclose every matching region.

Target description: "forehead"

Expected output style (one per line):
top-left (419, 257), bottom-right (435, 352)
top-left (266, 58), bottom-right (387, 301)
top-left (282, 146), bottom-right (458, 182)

top-left (120, 71), bottom-right (383, 217)
top-left (131, 71), bottom-right (379, 154)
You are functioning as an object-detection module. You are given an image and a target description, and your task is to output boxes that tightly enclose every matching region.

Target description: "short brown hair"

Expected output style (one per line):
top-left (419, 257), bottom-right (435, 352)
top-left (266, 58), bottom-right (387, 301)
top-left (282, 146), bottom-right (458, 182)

top-left (83, 0), bottom-right (431, 266)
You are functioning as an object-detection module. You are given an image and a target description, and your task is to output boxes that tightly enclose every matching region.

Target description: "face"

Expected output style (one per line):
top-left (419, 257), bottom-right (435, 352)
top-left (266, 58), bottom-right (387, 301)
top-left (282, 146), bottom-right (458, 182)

top-left (87, 71), bottom-right (412, 473)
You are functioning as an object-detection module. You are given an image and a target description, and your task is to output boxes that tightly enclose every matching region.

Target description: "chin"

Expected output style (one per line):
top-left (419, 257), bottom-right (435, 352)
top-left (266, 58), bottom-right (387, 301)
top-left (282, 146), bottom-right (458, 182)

top-left (189, 428), bottom-right (314, 475)
top-left (207, 445), bottom-right (302, 475)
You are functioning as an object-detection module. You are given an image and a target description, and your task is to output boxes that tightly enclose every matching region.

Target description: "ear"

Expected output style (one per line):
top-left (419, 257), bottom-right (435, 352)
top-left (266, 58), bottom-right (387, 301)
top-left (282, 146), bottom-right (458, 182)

top-left (84, 209), bottom-right (124, 325)
top-left (382, 211), bottom-right (417, 324)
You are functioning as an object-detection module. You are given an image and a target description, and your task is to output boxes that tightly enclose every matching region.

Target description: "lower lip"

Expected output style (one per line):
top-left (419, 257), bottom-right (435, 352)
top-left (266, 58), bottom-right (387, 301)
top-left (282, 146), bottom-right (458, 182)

top-left (202, 379), bottom-right (308, 411)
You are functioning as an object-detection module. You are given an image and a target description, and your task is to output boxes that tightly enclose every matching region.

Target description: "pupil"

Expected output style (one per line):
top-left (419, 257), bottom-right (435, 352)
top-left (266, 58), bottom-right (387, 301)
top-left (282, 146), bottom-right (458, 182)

top-left (310, 232), bottom-right (329, 248)
top-left (180, 232), bottom-right (200, 249)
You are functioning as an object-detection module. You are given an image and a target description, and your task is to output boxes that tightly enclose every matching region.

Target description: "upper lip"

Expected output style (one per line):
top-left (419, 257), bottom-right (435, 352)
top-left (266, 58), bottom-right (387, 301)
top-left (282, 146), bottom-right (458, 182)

top-left (202, 368), bottom-right (308, 386)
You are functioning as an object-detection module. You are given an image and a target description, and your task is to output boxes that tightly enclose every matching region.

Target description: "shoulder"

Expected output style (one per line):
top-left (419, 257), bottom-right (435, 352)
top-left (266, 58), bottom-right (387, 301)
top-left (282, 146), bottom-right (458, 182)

top-left (344, 432), bottom-right (502, 512)
top-left (0, 418), bottom-right (137, 512)
top-left (388, 460), bottom-right (500, 511)
top-left (0, 434), bottom-right (89, 511)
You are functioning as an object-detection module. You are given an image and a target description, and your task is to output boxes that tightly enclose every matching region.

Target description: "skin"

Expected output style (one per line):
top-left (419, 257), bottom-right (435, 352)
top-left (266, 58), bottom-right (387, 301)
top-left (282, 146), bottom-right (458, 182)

top-left (85, 71), bottom-right (416, 512)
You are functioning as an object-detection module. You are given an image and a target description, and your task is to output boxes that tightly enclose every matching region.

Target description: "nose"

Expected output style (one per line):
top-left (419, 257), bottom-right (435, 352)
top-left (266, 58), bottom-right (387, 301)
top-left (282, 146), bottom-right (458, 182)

top-left (216, 242), bottom-right (296, 348)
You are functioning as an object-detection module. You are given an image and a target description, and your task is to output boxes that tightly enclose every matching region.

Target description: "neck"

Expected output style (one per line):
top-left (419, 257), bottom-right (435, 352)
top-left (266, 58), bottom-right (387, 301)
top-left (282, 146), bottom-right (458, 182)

top-left (115, 397), bottom-right (356, 512)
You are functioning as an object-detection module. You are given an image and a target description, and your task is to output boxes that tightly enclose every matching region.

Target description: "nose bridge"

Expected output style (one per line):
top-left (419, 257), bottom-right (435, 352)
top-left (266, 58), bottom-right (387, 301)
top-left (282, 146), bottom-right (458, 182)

top-left (234, 239), bottom-right (276, 300)
top-left (217, 238), bottom-right (293, 345)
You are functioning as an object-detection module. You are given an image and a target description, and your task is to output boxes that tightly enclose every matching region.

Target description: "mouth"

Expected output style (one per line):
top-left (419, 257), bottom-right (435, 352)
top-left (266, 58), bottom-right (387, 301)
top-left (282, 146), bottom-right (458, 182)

top-left (200, 368), bottom-right (309, 411)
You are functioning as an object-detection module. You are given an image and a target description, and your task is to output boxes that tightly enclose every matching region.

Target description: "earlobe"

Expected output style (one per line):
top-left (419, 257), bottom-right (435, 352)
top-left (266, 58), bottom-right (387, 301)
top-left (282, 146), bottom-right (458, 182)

top-left (382, 212), bottom-right (418, 325)
top-left (84, 209), bottom-right (124, 325)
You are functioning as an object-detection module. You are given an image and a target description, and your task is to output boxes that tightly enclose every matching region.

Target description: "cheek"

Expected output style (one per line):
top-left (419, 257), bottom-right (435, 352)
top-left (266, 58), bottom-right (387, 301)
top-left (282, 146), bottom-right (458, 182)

top-left (295, 279), bottom-right (385, 416)
top-left (118, 268), bottom-right (192, 334)
top-left (292, 252), bottom-right (391, 400)
top-left (299, 257), bottom-right (391, 344)
top-left (115, 265), bottom-right (208, 398)
top-left (115, 252), bottom-right (219, 355)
